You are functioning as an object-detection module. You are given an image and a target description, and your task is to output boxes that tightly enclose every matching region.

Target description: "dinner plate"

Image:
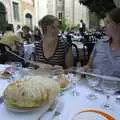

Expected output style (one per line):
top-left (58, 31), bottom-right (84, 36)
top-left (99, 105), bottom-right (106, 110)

top-left (0, 67), bottom-right (16, 79)
top-left (72, 109), bottom-right (116, 120)
top-left (4, 99), bottom-right (57, 113)
top-left (0, 73), bottom-right (12, 79)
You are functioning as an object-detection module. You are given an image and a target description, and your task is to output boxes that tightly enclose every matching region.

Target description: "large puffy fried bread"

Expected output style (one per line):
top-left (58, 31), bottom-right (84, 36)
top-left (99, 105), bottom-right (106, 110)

top-left (58, 79), bottom-right (69, 88)
top-left (57, 74), bottom-right (69, 88)
top-left (3, 76), bottom-right (60, 108)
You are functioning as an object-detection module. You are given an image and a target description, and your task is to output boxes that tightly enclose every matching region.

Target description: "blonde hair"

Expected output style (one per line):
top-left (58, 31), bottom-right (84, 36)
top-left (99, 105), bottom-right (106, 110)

top-left (38, 15), bottom-right (58, 34)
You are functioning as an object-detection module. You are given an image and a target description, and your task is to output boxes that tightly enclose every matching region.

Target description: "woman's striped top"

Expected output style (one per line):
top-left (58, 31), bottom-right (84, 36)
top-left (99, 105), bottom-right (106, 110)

top-left (34, 39), bottom-right (71, 68)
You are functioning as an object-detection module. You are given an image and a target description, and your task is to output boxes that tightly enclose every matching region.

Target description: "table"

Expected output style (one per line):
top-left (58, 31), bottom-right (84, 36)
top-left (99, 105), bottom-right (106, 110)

top-left (0, 65), bottom-right (120, 120)
top-left (72, 42), bottom-right (87, 64)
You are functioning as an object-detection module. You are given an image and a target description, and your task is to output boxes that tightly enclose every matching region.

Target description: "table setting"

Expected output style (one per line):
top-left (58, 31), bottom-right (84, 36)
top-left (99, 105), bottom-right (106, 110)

top-left (0, 64), bottom-right (120, 120)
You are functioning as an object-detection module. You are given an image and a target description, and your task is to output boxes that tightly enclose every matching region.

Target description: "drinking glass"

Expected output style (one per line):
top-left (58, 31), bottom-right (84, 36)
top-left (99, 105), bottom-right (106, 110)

top-left (68, 73), bottom-right (80, 96)
top-left (7, 62), bottom-right (22, 68)
top-left (86, 75), bottom-right (100, 100)
top-left (86, 69), bottom-right (101, 100)
top-left (101, 79), bottom-right (118, 110)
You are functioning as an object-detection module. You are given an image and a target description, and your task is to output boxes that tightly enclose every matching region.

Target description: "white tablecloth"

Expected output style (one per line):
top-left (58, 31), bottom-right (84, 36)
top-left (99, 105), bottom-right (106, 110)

top-left (0, 65), bottom-right (120, 120)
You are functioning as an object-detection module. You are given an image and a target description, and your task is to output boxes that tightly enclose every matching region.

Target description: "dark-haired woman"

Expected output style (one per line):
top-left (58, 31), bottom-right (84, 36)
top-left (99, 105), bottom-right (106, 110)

top-left (82, 8), bottom-right (120, 77)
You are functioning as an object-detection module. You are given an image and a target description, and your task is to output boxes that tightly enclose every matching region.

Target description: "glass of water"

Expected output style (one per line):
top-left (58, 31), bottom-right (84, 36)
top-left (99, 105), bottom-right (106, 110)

top-left (68, 73), bottom-right (80, 96)
top-left (101, 79), bottom-right (118, 110)
top-left (86, 69), bottom-right (101, 100)
top-left (86, 75), bottom-right (100, 100)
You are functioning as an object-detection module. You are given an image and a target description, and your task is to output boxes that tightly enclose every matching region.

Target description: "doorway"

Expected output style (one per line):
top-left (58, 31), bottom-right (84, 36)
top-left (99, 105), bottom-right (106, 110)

top-left (0, 2), bottom-right (6, 32)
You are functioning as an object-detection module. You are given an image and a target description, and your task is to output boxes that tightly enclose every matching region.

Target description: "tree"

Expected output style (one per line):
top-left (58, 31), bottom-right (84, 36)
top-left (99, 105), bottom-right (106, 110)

top-left (59, 17), bottom-right (68, 32)
top-left (79, 0), bottom-right (116, 18)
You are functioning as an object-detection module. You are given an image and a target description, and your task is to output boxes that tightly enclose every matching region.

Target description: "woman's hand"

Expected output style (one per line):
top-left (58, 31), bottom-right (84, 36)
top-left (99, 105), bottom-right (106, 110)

top-left (35, 62), bottom-right (52, 70)
top-left (36, 63), bottom-right (64, 75)
top-left (83, 65), bottom-right (90, 72)
top-left (40, 63), bottom-right (53, 70)
top-left (76, 65), bottom-right (90, 73)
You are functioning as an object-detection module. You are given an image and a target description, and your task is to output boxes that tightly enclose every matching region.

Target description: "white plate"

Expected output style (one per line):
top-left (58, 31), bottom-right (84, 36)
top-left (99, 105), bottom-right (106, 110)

top-left (4, 100), bottom-right (56, 113)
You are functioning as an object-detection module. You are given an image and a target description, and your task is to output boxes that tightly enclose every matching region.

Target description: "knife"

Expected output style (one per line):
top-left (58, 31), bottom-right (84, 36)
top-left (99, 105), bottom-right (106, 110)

top-left (0, 96), bottom-right (3, 104)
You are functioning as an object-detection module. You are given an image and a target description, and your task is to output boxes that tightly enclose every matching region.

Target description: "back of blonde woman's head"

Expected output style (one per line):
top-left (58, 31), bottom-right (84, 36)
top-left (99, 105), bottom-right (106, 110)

top-left (38, 15), bottom-right (58, 34)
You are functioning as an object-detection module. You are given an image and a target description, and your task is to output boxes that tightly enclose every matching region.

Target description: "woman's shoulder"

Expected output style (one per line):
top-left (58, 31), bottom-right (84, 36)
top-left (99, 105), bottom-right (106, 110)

top-left (96, 38), bottom-right (109, 46)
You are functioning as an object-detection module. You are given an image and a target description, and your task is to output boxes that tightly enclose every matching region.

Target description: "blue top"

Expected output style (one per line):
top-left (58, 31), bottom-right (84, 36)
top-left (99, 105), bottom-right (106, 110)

top-left (91, 39), bottom-right (120, 77)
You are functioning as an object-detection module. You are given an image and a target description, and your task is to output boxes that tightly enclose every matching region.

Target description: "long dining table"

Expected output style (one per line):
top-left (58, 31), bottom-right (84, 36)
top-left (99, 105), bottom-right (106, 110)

top-left (0, 64), bottom-right (120, 120)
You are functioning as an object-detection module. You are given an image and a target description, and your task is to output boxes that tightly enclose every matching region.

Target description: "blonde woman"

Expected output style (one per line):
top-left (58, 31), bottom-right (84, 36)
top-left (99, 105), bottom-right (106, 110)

top-left (35, 15), bottom-right (73, 69)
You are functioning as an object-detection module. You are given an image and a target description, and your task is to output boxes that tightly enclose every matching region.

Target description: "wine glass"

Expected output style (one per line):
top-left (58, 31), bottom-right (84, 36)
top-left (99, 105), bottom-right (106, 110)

top-left (86, 69), bottom-right (101, 100)
top-left (49, 65), bottom-right (64, 78)
top-left (101, 79), bottom-right (118, 110)
top-left (68, 73), bottom-right (80, 96)
top-left (7, 62), bottom-right (22, 69)
top-left (86, 74), bottom-right (100, 100)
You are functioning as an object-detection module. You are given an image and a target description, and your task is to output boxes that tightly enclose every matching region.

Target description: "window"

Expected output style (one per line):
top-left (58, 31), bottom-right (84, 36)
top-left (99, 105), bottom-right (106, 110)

top-left (23, 0), bottom-right (33, 5)
top-left (58, 12), bottom-right (63, 19)
top-left (13, 2), bottom-right (20, 21)
top-left (25, 13), bottom-right (32, 27)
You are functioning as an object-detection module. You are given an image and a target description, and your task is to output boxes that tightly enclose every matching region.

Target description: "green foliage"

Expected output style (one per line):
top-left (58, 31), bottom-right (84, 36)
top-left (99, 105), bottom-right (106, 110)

top-left (59, 17), bottom-right (68, 32)
top-left (76, 24), bottom-right (80, 29)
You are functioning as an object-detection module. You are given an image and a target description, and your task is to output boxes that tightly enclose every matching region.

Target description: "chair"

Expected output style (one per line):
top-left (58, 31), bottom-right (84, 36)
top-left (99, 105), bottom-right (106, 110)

top-left (83, 42), bottom-right (95, 64)
top-left (72, 43), bottom-right (80, 66)
top-left (66, 35), bottom-right (80, 66)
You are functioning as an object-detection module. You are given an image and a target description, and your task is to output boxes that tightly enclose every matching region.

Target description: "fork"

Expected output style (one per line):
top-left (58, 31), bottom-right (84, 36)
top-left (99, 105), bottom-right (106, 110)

top-left (38, 101), bottom-right (61, 120)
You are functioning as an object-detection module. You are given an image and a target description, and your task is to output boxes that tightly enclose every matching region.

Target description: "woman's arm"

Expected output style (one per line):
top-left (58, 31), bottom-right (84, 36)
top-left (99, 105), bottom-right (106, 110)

top-left (65, 47), bottom-right (74, 68)
top-left (84, 56), bottom-right (93, 71)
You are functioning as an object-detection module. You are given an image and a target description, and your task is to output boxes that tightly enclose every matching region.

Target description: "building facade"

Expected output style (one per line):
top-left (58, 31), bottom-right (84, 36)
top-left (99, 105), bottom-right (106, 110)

top-left (47, 0), bottom-right (56, 16)
top-left (0, 0), bottom-right (90, 31)
top-left (0, 0), bottom-right (35, 31)
top-left (34, 0), bottom-right (48, 26)
top-left (56, 0), bottom-right (64, 20)
top-left (21, 0), bottom-right (35, 28)
top-left (64, 0), bottom-right (89, 28)
top-left (0, 0), bottom-right (12, 31)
